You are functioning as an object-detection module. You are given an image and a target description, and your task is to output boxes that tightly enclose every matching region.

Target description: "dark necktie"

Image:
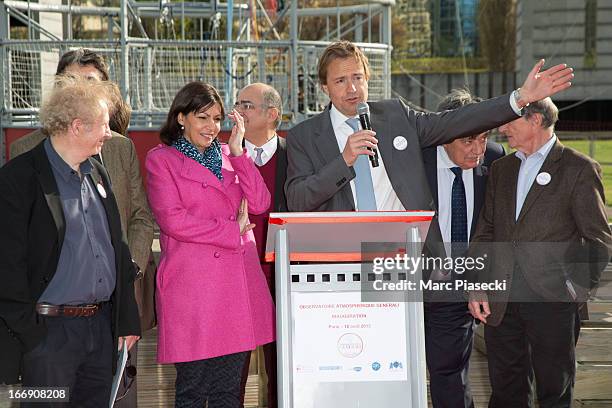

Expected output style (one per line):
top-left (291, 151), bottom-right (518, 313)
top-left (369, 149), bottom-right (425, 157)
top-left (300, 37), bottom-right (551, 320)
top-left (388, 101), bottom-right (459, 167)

top-left (450, 167), bottom-right (468, 257)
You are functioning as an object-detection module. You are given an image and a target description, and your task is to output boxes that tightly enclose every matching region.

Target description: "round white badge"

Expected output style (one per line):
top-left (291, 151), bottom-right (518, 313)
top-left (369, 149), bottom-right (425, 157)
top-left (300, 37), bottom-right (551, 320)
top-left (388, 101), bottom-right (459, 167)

top-left (536, 172), bottom-right (551, 186)
top-left (97, 182), bottom-right (107, 198)
top-left (393, 136), bottom-right (408, 151)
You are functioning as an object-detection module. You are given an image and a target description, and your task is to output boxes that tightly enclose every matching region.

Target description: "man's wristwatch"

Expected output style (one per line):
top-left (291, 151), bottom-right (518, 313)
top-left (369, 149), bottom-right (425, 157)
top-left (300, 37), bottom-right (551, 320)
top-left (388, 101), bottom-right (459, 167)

top-left (513, 88), bottom-right (529, 110)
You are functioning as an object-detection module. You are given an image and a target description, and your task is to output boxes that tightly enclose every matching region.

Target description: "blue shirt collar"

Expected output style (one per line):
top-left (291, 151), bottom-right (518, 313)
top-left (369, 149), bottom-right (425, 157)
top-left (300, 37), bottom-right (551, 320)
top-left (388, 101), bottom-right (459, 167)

top-left (515, 133), bottom-right (557, 162)
top-left (44, 138), bottom-right (92, 182)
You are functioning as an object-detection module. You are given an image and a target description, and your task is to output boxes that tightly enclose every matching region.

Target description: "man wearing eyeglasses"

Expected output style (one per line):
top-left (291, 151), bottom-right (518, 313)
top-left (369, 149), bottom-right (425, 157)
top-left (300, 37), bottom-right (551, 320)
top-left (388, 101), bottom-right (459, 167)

top-left (421, 89), bottom-right (504, 408)
top-left (234, 82), bottom-right (287, 408)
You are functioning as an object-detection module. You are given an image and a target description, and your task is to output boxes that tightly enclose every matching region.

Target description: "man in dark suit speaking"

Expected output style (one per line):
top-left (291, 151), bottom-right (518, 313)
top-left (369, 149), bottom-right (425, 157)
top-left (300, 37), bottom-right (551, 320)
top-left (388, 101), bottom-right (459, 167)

top-left (422, 89), bottom-right (504, 407)
top-left (284, 40), bottom-right (573, 216)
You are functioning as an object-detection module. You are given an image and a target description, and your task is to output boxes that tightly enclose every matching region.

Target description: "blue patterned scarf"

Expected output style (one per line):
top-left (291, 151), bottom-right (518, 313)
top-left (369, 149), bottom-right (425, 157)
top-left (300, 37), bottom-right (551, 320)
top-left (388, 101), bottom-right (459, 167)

top-left (172, 137), bottom-right (223, 181)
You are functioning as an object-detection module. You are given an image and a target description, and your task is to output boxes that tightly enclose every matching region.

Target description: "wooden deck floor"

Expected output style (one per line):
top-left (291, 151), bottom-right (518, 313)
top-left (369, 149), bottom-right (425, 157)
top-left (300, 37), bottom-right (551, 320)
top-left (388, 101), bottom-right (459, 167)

top-left (0, 321), bottom-right (608, 407)
top-left (135, 327), bottom-right (493, 407)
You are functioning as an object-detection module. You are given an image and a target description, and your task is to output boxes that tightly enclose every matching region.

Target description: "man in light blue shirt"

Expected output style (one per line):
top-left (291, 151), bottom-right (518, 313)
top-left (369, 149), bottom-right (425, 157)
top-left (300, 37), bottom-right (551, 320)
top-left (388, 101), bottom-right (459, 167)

top-left (468, 97), bottom-right (612, 407)
top-left (511, 112), bottom-right (558, 220)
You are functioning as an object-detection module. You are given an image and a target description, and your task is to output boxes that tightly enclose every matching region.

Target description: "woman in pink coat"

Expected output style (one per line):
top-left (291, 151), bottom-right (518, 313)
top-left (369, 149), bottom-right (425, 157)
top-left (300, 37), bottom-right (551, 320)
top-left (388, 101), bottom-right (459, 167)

top-left (145, 82), bottom-right (275, 407)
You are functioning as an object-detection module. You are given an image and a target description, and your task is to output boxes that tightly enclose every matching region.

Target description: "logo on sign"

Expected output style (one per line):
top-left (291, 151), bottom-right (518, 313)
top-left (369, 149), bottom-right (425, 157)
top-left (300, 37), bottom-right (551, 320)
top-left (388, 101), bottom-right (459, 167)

top-left (319, 365), bottom-right (342, 371)
top-left (372, 362), bottom-right (381, 371)
top-left (337, 333), bottom-right (364, 358)
top-left (389, 361), bottom-right (404, 371)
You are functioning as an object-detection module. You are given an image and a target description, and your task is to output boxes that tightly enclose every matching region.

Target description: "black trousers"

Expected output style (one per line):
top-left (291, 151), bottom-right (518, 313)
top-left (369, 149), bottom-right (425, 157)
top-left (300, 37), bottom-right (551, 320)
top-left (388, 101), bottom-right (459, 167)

top-left (174, 351), bottom-right (248, 408)
top-left (239, 342), bottom-right (277, 408)
top-left (240, 269), bottom-right (277, 408)
top-left (21, 303), bottom-right (113, 408)
top-left (425, 301), bottom-right (475, 408)
top-left (484, 302), bottom-right (580, 408)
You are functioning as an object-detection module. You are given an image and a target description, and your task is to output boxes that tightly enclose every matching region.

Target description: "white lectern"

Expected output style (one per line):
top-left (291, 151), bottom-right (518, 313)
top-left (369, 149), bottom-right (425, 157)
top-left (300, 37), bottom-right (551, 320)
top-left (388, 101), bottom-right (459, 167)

top-left (265, 211), bottom-right (435, 408)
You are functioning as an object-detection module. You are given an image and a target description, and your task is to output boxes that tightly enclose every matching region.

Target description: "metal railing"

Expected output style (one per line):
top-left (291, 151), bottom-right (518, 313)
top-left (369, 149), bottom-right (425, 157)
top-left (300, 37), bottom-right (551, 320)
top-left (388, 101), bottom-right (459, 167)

top-left (0, 39), bottom-right (391, 129)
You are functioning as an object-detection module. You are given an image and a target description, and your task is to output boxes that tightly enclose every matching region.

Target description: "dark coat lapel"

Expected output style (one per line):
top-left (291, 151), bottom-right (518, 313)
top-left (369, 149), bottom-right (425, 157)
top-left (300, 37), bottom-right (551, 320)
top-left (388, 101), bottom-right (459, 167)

top-left (372, 103), bottom-right (423, 209)
top-left (422, 146), bottom-right (485, 237)
top-left (89, 159), bottom-right (122, 245)
top-left (516, 140), bottom-right (564, 223)
top-left (472, 164), bottom-right (487, 236)
top-left (314, 108), bottom-right (344, 165)
top-left (370, 103), bottom-right (393, 177)
top-left (315, 107), bottom-right (355, 209)
top-left (505, 156), bottom-right (521, 225)
top-left (422, 147), bottom-right (439, 208)
top-left (31, 142), bottom-right (65, 249)
top-left (275, 136), bottom-right (288, 212)
top-left (422, 144), bottom-right (500, 237)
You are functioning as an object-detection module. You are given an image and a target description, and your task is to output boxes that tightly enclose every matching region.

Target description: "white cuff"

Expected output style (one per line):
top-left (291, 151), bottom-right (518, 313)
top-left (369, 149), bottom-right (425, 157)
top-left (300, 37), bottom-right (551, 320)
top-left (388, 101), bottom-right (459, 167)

top-left (509, 91), bottom-right (523, 117)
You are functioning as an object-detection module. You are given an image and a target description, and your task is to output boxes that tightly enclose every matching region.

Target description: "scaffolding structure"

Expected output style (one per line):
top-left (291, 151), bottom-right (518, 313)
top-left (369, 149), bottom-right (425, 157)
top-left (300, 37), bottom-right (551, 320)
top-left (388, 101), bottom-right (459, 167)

top-left (0, 0), bottom-right (394, 151)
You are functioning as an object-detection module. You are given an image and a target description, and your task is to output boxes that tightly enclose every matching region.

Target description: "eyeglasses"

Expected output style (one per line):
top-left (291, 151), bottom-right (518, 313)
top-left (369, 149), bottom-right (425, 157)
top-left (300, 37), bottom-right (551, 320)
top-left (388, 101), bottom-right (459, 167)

top-left (114, 353), bottom-right (137, 402)
top-left (233, 101), bottom-right (271, 111)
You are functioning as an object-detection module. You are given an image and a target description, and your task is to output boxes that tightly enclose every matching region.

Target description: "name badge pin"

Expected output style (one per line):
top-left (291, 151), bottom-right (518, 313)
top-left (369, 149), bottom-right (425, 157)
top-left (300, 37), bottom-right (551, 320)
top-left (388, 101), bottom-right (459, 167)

top-left (393, 136), bottom-right (408, 151)
top-left (97, 182), bottom-right (107, 198)
top-left (536, 172), bottom-right (551, 186)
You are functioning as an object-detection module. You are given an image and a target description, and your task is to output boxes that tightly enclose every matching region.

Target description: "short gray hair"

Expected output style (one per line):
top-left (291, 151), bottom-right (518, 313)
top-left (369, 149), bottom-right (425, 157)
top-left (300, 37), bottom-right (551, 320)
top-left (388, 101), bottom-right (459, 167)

top-left (262, 85), bottom-right (282, 129)
top-left (523, 97), bottom-right (558, 129)
top-left (40, 75), bottom-right (115, 136)
top-left (437, 88), bottom-right (483, 112)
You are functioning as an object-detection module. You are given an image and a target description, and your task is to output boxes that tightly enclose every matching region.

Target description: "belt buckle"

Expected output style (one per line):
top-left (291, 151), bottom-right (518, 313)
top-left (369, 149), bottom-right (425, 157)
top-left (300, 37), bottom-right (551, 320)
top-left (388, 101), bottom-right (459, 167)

top-left (36, 303), bottom-right (55, 316)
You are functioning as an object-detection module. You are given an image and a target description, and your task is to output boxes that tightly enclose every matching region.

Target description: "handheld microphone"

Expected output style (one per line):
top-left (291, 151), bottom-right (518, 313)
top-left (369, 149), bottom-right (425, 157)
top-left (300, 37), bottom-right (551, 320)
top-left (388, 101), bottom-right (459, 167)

top-left (357, 102), bottom-right (379, 167)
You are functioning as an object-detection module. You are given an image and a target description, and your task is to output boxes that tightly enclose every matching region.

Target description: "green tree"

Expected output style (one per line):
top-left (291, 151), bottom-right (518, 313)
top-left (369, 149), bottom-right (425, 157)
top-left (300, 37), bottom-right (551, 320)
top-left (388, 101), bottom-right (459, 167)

top-left (477, 0), bottom-right (517, 71)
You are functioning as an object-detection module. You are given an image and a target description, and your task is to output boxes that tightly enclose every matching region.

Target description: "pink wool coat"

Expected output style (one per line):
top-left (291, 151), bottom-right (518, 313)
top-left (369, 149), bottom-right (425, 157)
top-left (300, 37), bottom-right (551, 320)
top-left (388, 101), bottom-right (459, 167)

top-left (145, 144), bottom-right (275, 364)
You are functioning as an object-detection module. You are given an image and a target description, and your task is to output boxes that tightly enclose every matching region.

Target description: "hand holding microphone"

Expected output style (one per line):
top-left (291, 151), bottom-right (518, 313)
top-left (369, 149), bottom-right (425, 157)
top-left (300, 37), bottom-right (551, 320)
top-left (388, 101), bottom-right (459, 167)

top-left (341, 102), bottom-right (380, 167)
top-left (357, 102), bottom-right (379, 167)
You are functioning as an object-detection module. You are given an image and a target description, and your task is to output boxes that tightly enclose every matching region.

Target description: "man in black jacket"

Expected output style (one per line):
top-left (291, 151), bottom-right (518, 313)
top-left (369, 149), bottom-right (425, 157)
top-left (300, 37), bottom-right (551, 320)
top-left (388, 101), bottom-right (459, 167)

top-left (0, 76), bottom-right (140, 406)
top-left (422, 89), bottom-right (504, 407)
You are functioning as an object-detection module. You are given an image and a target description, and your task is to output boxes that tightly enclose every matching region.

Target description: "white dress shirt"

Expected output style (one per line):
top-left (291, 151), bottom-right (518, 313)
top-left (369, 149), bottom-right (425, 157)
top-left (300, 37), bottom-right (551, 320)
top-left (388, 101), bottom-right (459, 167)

top-left (509, 91), bottom-right (525, 117)
top-left (515, 134), bottom-right (557, 220)
top-left (329, 104), bottom-right (405, 211)
top-left (245, 135), bottom-right (278, 166)
top-left (436, 146), bottom-right (475, 250)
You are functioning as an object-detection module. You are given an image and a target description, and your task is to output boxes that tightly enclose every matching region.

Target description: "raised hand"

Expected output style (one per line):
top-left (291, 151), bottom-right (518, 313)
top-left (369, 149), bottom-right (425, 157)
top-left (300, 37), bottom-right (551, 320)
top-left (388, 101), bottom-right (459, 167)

top-left (227, 109), bottom-right (245, 156)
top-left (342, 130), bottom-right (378, 167)
top-left (518, 59), bottom-right (574, 106)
